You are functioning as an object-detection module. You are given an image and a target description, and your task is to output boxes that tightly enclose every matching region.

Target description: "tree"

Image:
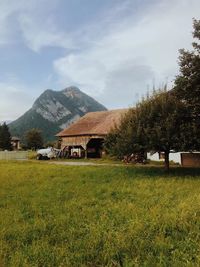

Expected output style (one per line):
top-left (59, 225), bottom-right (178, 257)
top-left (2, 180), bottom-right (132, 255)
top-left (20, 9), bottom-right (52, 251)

top-left (25, 128), bottom-right (44, 150)
top-left (104, 108), bottom-right (148, 158)
top-left (174, 18), bottom-right (200, 150)
top-left (105, 88), bottom-right (185, 171)
top-left (0, 123), bottom-right (12, 150)
top-left (140, 89), bottom-right (185, 170)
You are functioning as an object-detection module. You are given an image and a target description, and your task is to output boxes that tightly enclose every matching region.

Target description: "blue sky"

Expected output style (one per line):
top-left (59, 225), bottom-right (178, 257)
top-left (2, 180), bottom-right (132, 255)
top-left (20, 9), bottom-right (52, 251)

top-left (0, 0), bottom-right (199, 121)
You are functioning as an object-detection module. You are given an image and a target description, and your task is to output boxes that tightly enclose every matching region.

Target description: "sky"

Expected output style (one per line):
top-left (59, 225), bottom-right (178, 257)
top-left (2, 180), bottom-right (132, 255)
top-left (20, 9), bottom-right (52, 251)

top-left (0, 0), bottom-right (199, 121)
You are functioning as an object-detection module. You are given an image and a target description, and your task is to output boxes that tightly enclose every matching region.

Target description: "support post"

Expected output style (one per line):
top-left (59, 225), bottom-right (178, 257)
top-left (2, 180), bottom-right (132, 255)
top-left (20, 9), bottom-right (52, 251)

top-left (85, 149), bottom-right (87, 159)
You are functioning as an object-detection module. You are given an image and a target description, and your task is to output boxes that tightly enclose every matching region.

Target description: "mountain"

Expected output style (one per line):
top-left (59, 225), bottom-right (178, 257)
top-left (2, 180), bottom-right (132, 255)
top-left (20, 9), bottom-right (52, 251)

top-left (9, 86), bottom-right (107, 142)
top-left (0, 120), bottom-right (12, 125)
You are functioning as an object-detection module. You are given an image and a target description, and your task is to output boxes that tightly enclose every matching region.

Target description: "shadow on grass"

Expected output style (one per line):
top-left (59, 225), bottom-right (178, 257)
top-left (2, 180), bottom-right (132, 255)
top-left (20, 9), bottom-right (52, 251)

top-left (124, 165), bottom-right (200, 178)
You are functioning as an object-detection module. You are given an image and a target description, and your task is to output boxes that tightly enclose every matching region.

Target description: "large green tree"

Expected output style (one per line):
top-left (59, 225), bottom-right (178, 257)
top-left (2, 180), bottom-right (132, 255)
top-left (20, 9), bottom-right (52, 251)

top-left (139, 90), bottom-right (185, 170)
top-left (105, 89), bottom-right (185, 170)
top-left (0, 123), bottom-right (12, 150)
top-left (105, 107), bottom-right (147, 159)
top-left (174, 18), bottom-right (200, 150)
top-left (25, 128), bottom-right (44, 150)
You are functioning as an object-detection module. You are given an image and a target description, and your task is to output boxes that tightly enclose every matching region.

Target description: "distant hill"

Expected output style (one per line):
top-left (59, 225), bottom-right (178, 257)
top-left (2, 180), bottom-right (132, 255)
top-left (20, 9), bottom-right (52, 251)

top-left (9, 86), bottom-right (107, 142)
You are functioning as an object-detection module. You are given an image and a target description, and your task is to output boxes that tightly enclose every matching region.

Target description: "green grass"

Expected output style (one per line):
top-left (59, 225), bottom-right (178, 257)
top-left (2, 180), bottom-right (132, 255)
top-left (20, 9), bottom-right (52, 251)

top-left (28, 151), bottom-right (179, 167)
top-left (28, 151), bottom-right (121, 164)
top-left (27, 149), bottom-right (179, 166)
top-left (0, 161), bottom-right (200, 267)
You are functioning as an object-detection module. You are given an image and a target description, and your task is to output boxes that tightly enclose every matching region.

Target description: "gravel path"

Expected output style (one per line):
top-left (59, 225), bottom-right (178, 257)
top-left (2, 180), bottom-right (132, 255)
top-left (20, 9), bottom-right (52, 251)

top-left (47, 161), bottom-right (121, 166)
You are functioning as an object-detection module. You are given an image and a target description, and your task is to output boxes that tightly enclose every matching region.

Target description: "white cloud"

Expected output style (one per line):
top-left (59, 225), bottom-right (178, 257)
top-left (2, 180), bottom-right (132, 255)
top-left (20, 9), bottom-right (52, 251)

top-left (18, 13), bottom-right (74, 52)
top-left (0, 0), bottom-right (67, 50)
top-left (54, 54), bottom-right (107, 94)
top-left (0, 83), bottom-right (34, 121)
top-left (0, 1), bottom-right (22, 44)
top-left (54, 0), bottom-right (200, 109)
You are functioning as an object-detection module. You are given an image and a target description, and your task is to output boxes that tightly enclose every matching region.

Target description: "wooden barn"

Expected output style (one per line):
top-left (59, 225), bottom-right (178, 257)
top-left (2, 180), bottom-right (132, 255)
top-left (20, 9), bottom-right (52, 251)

top-left (56, 109), bottom-right (127, 158)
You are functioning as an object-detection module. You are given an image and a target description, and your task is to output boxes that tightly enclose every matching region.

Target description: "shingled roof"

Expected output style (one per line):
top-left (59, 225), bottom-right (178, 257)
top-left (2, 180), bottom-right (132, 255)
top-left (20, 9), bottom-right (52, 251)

top-left (56, 109), bottom-right (127, 137)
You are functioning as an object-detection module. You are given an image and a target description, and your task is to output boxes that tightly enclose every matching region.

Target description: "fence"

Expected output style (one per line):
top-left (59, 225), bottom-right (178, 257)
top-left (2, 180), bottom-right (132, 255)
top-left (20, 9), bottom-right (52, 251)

top-left (0, 151), bottom-right (28, 160)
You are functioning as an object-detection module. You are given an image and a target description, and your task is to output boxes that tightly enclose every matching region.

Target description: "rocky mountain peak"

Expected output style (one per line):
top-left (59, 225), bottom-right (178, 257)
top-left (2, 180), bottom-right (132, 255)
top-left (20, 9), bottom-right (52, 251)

top-left (9, 86), bottom-right (107, 141)
top-left (33, 89), bottom-right (54, 106)
top-left (62, 86), bottom-right (81, 99)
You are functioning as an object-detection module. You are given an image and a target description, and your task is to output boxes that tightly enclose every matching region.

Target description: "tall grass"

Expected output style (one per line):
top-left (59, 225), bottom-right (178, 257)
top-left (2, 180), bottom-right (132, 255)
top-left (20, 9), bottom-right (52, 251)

top-left (0, 161), bottom-right (200, 266)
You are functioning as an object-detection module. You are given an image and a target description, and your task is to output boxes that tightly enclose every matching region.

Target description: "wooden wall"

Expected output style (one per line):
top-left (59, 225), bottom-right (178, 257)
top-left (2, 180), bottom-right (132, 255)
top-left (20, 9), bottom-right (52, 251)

top-left (61, 135), bottom-right (105, 150)
top-left (181, 153), bottom-right (200, 167)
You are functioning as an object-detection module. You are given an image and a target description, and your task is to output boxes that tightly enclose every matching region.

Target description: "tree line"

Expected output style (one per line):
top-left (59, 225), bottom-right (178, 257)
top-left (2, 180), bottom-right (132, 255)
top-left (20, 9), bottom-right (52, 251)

top-left (0, 123), bottom-right (12, 150)
top-left (105, 19), bottom-right (200, 170)
top-left (0, 124), bottom-right (44, 151)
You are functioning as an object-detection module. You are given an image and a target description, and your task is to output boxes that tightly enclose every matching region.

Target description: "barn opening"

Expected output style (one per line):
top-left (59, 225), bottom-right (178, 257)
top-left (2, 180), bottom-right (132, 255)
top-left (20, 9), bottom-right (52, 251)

top-left (86, 138), bottom-right (104, 158)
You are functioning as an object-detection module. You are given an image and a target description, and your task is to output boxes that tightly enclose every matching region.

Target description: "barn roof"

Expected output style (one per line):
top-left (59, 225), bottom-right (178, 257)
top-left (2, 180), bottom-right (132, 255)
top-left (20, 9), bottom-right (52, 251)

top-left (56, 109), bottom-right (128, 137)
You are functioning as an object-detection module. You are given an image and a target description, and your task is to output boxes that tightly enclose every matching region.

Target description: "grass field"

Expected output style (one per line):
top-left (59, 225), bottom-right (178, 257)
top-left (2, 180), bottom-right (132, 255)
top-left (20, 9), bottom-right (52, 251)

top-left (0, 161), bottom-right (200, 267)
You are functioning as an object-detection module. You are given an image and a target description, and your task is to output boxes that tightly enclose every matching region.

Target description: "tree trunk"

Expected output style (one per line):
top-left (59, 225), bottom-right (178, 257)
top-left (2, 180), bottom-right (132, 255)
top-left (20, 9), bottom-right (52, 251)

top-left (164, 151), bottom-right (170, 171)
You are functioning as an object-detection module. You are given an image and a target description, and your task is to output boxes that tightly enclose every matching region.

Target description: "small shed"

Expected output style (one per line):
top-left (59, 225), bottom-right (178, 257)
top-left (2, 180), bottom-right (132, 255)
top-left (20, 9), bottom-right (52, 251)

top-left (11, 137), bottom-right (20, 150)
top-left (181, 153), bottom-right (200, 167)
top-left (56, 109), bottom-right (127, 158)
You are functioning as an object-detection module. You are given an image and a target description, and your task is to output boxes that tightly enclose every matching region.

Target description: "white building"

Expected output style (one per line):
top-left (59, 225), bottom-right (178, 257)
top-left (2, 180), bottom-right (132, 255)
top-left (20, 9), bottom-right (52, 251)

top-left (147, 152), bottom-right (200, 167)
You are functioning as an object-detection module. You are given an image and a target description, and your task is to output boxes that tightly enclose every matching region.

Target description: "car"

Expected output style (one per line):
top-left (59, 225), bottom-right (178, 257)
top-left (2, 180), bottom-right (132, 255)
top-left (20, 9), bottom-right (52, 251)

top-left (36, 147), bottom-right (60, 160)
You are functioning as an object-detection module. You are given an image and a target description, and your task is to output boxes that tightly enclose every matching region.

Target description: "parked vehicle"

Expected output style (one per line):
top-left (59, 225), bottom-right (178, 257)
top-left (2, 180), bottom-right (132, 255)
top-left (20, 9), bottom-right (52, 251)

top-left (36, 147), bottom-right (60, 160)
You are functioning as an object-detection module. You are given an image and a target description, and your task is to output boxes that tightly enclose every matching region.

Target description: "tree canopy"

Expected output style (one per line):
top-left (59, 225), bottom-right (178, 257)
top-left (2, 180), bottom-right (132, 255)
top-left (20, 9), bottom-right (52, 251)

top-left (105, 88), bottom-right (184, 170)
top-left (174, 18), bottom-right (200, 150)
top-left (25, 128), bottom-right (44, 150)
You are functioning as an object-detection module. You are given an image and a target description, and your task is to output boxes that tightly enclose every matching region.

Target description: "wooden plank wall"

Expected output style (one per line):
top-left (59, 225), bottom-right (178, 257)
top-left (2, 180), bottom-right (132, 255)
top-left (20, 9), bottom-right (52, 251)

top-left (61, 135), bottom-right (105, 150)
top-left (181, 153), bottom-right (200, 167)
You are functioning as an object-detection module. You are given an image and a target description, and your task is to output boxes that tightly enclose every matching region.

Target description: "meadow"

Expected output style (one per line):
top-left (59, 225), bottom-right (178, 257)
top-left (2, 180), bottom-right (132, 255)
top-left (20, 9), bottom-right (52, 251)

top-left (0, 161), bottom-right (200, 267)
